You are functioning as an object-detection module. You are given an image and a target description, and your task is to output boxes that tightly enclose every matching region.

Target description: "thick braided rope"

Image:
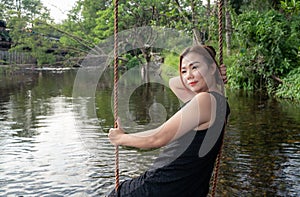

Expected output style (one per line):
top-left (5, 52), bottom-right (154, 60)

top-left (211, 0), bottom-right (224, 197)
top-left (211, 136), bottom-right (224, 197)
top-left (113, 0), bottom-right (119, 192)
top-left (218, 0), bottom-right (223, 65)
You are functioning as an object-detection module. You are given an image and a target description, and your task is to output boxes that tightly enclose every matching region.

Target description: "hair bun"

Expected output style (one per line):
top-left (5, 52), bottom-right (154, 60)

top-left (203, 45), bottom-right (216, 58)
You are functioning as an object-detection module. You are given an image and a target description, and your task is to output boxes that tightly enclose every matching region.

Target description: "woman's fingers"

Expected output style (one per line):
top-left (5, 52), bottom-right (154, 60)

top-left (108, 128), bottom-right (118, 145)
top-left (108, 120), bottom-right (124, 146)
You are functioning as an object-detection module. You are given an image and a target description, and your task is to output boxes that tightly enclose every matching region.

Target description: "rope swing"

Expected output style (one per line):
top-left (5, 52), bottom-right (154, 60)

top-left (211, 0), bottom-right (224, 196)
top-left (113, 0), bottom-right (120, 192)
top-left (218, 0), bottom-right (224, 66)
top-left (112, 0), bottom-right (225, 195)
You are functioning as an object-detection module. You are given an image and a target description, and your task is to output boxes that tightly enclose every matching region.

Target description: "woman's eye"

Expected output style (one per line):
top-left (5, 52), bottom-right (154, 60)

top-left (192, 65), bottom-right (198, 70)
top-left (181, 70), bottom-right (186, 74)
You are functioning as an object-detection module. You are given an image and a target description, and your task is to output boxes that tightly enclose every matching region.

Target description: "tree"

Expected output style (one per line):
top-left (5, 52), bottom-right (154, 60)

top-left (171, 0), bottom-right (208, 45)
top-left (59, 0), bottom-right (112, 56)
top-left (3, 0), bottom-right (60, 65)
top-left (0, 0), bottom-right (15, 21)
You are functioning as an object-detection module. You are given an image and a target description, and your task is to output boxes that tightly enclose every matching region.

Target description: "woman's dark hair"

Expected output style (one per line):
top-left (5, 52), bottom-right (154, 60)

top-left (203, 45), bottom-right (216, 58)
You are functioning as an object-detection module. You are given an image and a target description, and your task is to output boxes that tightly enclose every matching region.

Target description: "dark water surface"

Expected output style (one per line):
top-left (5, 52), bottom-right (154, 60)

top-left (0, 69), bottom-right (299, 196)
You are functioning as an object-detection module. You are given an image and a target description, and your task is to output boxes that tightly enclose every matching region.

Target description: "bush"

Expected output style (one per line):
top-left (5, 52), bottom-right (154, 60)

top-left (160, 52), bottom-right (179, 77)
top-left (228, 9), bottom-right (300, 98)
top-left (276, 66), bottom-right (300, 100)
top-left (163, 52), bottom-right (179, 70)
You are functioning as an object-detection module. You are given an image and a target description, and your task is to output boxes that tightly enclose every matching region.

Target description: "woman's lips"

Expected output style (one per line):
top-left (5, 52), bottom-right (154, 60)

top-left (188, 81), bottom-right (198, 86)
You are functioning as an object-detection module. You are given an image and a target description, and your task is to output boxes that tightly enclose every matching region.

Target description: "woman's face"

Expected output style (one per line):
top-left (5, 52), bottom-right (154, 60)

top-left (181, 52), bottom-right (212, 93)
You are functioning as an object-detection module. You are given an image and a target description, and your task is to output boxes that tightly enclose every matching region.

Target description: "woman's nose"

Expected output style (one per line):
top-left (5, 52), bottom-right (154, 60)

top-left (186, 69), bottom-right (194, 80)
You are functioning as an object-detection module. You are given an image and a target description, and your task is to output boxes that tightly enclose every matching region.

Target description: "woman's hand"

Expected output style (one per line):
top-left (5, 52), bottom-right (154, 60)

top-left (108, 118), bottom-right (125, 146)
top-left (219, 64), bottom-right (228, 84)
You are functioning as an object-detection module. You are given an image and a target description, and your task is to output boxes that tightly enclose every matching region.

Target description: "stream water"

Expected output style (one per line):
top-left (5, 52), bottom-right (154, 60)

top-left (0, 68), bottom-right (299, 196)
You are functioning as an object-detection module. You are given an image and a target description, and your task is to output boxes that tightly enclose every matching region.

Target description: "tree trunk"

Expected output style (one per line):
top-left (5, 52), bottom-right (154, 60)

top-left (175, 0), bottom-right (203, 45)
top-left (140, 47), bottom-right (151, 83)
top-left (191, 0), bottom-right (202, 45)
top-left (192, 28), bottom-right (202, 45)
top-left (224, 0), bottom-right (232, 55)
top-left (141, 62), bottom-right (150, 83)
top-left (206, 0), bottom-right (211, 42)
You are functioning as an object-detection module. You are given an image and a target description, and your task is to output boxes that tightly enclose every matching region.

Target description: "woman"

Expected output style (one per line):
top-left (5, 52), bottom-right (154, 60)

top-left (108, 45), bottom-right (230, 197)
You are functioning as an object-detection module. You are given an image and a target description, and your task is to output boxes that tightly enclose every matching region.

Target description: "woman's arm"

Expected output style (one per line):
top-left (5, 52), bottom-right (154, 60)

top-left (169, 76), bottom-right (196, 103)
top-left (108, 92), bottom-right (214, 149)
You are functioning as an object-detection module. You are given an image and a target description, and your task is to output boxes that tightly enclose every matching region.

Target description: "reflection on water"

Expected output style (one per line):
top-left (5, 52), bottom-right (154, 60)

top-left (0, 69), bottom-right (299, 196)
top-left (219, 91), bottom-right (300, 196)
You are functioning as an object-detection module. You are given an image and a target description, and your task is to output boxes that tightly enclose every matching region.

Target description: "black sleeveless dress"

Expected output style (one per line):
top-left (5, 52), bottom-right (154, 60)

top-left (108, 92), bottom-right (230, 197)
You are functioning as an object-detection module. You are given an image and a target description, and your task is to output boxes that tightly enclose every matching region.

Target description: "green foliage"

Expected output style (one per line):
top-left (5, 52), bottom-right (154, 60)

top-left (1, 0), bottom-right (299, 100)
top-left (93, 4), bottom-right (114, 43)
top-left (163, 52), bottom-right (179, 71)
top-left (238, 0), bottom-right (277, 12)
top-left (276, 66), bottom-right (300, 100)
top-left (1, 0), bottom-right (61, 65)
top-left (8, 17), bottom-right (59, 65)
top-left (160, 52), bottom-right (179, 81)
top-left (229, 9), bottom-right (300, 94)
top-left (122, 53), bottom-right (141, 69)
top-left (32, 48), bottom-right (56, 65)
top-left (227, 50), bottom-right (256, 90)
top-left (280, 0), bottom-right (300, 15)
top-left (58, 0), bottom-right (109, 53)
